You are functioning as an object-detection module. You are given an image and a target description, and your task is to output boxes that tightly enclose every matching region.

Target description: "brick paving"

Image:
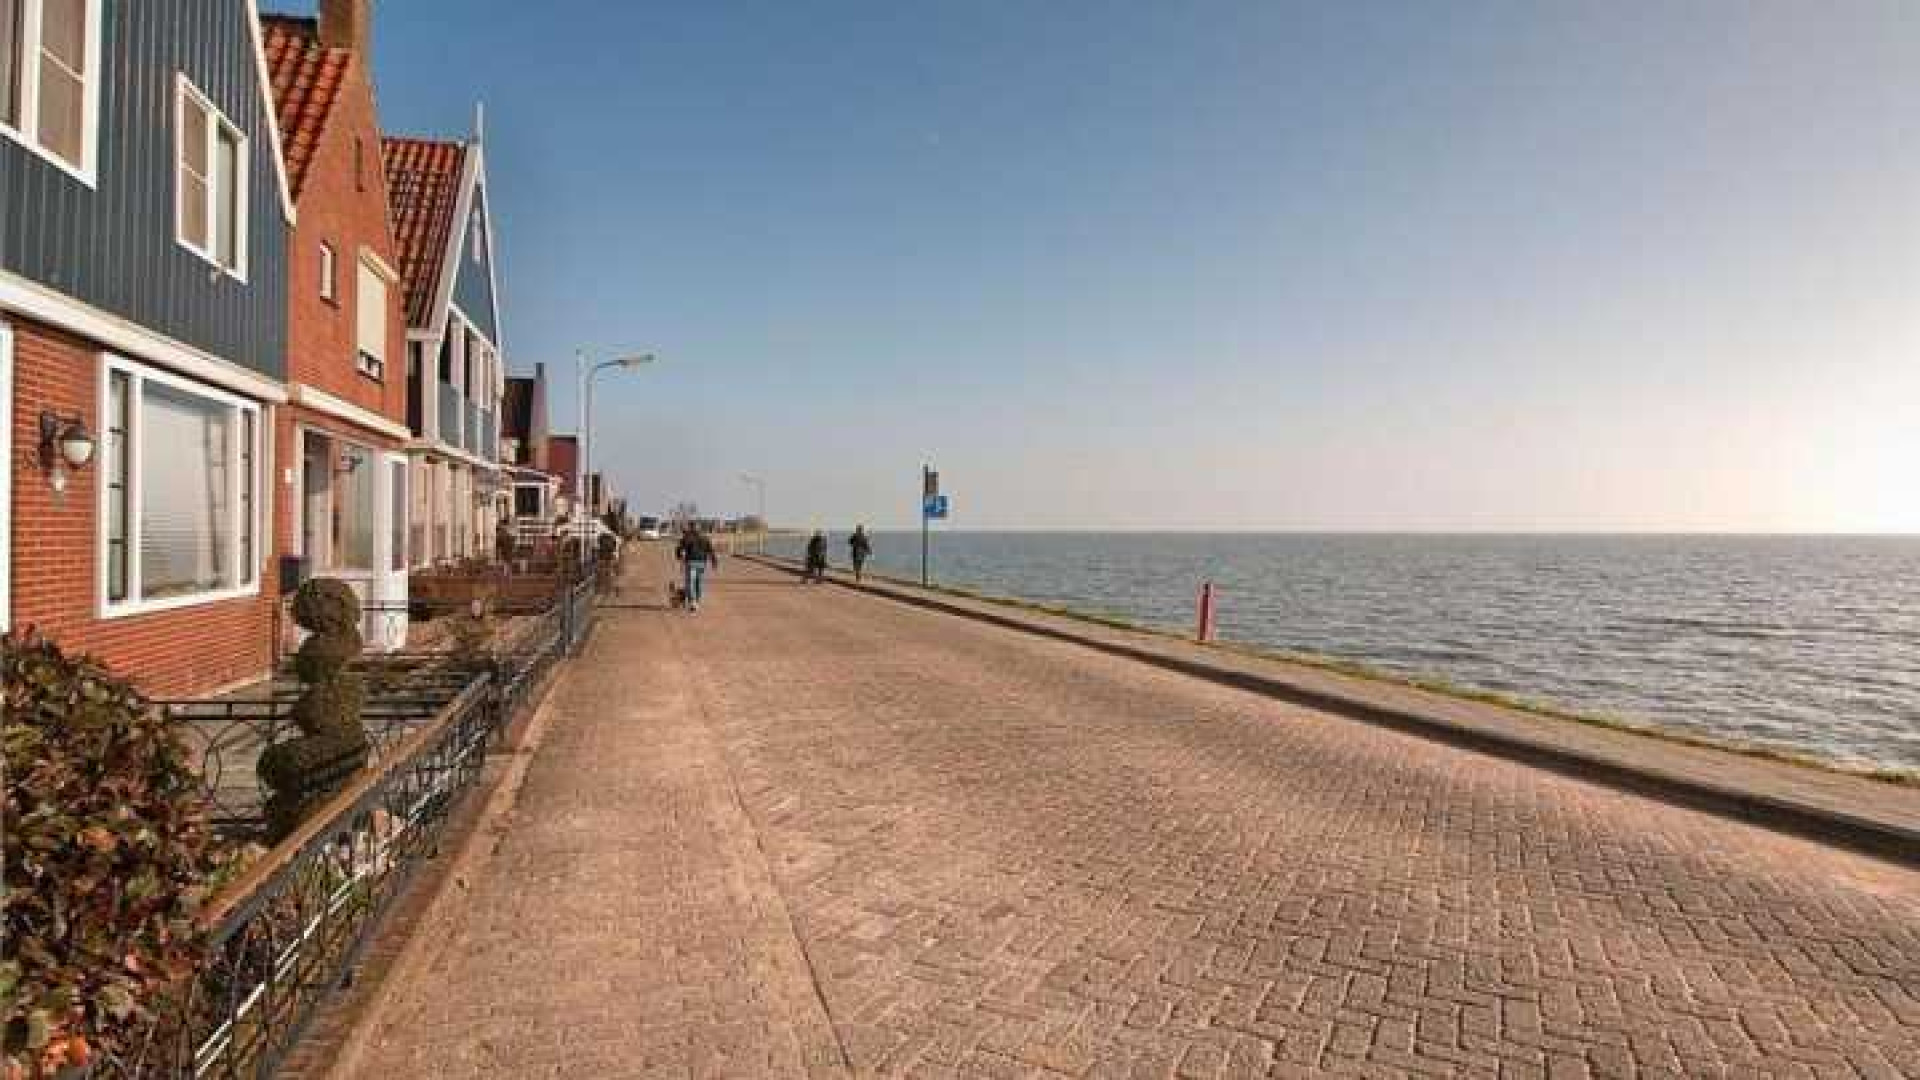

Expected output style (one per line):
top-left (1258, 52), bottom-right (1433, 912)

top-left (346, 555), bottom-right (1920, 1079)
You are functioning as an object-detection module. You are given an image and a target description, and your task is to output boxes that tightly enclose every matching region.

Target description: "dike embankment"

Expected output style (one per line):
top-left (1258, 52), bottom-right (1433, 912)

top-left (746, 554), bottom-right (1920, 868)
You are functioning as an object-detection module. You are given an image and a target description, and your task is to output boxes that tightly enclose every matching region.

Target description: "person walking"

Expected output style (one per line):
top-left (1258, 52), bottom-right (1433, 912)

top-left (675, 525), bottom-right (719, 612)
top-left (804, 530), bottom-right (829, 584)
top-left (848, 525), bottom-right (873, 583)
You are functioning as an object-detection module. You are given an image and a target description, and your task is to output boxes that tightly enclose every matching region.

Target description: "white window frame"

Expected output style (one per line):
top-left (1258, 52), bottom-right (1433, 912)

top-left (174, 75), bottom-right (249, 281)
top-left (0, 0), bottom-right (103, 186)
top-left (97, 353), bottom-right (263, 618)
top-left (319, 241), bottom-right (336, 302)
top-left (0, 321), bottom-right (11, 633)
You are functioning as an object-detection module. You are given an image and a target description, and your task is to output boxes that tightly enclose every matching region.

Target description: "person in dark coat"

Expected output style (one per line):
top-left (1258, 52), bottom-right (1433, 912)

top-left (674, 526), bottom-right (719, 612)
top-left (848, 525), bottom-right (873, 582)
top-left (804, 531), bottom-right (829, 584)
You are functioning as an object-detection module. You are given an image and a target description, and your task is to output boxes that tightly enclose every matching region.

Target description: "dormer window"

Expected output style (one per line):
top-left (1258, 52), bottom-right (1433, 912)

top-left (175, 76), bottom-right (247, 278)
top-left (0, 0), bottom-right (101, 182)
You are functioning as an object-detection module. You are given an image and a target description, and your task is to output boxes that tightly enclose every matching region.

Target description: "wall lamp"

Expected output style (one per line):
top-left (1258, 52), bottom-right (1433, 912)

top-left (39, 411), bottom-right (95, 493)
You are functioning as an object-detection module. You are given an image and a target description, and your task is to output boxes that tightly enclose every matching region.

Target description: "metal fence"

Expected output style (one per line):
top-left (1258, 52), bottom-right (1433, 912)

top-left (138, 576), bottom-right (598, 1079)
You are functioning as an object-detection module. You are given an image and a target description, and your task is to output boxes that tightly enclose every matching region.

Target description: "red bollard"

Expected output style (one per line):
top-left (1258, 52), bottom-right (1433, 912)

top-left (1196, 581), bottom-right (1217, 642)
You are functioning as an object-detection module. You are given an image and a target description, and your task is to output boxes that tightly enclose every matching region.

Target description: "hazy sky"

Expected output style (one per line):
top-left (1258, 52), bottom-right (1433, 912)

top-left (354, 1), bottom-right (1920, 531)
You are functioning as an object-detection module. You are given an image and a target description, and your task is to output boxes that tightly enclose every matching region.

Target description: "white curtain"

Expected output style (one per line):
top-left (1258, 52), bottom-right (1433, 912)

top-left (141, 382), bottom-right (232, 597)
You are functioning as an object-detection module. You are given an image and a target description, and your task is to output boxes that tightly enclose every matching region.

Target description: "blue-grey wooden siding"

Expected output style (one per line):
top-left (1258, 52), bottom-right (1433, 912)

top-left (0, 0), bottom-right (288, 380)
top-left (450, 186), bottom-right (497, 345)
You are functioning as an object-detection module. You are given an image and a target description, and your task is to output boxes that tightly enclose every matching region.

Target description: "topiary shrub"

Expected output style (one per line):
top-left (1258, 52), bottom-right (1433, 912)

top-left (2, 631), bottom-right (228, 1077)
top-left (257, 580), bottom-right (370, 844)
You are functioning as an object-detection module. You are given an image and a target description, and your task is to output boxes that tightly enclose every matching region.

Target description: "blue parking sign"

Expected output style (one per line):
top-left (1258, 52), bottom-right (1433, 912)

top-left (923, 494), bottom-right (950, 520)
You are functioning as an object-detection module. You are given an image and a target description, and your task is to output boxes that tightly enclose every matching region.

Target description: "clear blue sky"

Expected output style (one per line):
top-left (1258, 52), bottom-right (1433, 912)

top-left (346, 1), bottom-right (1920, 531)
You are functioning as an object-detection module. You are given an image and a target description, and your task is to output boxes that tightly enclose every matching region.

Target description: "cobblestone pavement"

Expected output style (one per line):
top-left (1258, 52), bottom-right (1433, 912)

top-left (351, 555), bottom-right (1920, 1079)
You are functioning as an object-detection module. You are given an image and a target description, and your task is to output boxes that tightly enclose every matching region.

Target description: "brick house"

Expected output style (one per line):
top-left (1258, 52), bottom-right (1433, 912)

top-left (1, 0), bottom-right (295, 696)
top-left (382, 129), bottom-right (506, 571)
top-left (260, 0), bottom-right (410, 651)
top-left (501, 361), bottom-right (560, 529)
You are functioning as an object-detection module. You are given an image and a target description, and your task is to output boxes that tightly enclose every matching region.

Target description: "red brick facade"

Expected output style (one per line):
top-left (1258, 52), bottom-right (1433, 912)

top-left (5, 317), bottom-right (278, 697)
top-left (277, 41), bottom-right (406, 425)
top-left (267, 15), bottom-right (409, 594)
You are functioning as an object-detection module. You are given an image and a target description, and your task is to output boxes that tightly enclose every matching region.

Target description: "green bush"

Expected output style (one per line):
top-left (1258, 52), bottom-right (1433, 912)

top-left (2, 632), bottom-right (228, 1077)
top-left (259, 580), bottom-right (369, 844)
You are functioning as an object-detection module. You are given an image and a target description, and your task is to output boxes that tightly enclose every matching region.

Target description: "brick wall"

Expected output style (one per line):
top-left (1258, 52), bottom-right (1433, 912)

top-left (285, 51), bottom-right (407, 424)
top-left (7, 317), bottom-right (277, 698)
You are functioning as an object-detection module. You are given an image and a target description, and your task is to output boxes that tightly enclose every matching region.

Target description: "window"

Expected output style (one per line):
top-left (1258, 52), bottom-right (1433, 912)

top-left (389, 460), bottom-right (406, 572)
top-left (176, 77), bottom-right (246, 277)
top-left (0, 0), bottom-right (98, 180)
top-left (333, 443), bottom-right (375, 570)
top-left (319, 242), bottom-right (336, 302)
top-left (101, 357), bottom-right (262, 614)
top-left (469, 206), bottom-right (483, 265)
top-left (355, 259), bottom-right (386, 379)
top-left (300, 431), bottom-right (377, 572)
top-left (513, 485), bottom-right (541, 518)
top-left (409, 458), bottom-right (428, 567)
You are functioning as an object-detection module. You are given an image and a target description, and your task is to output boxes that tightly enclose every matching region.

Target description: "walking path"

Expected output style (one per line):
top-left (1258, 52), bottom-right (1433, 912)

top-left (343, 553), bottom-right (1920, 1079)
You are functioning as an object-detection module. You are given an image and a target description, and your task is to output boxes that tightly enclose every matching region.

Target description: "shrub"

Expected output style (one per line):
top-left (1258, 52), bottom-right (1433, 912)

top-left (2, 631), bottom-right (227, 1077)
top-left (258, 579), bottom-right (370, 843)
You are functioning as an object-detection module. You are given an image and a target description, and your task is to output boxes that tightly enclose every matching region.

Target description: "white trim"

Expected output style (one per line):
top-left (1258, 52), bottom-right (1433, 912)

top-left (0, 269), bottom-right (288, 402)
top-left (358, 246), bottom-right (400, 284)
top-left (97, 353), bottom-right (264, 619)
top-left (0, 321), bottom-right (11, 633)
top-left (241, 0), bottom-right (298, 223)
top-left (174, 74), bottom-right (250, 282)
top-left (405, 437), bottom-right (498, 471)
top-left (0, 0), bottom-right (104, 187)
top-left (288, 383), bottom-right (410, 441)
top-left (420, 144), bottom-right (479, 338)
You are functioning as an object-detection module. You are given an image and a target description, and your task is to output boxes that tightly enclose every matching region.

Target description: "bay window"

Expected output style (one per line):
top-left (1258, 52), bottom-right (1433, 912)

top-left (1, 0), bottom-right (99, 181)
top-left (299, 431), bottom-right (375, 572)
top-left (101, 357), bottom-right (262, 614)
top-left (176, 76), bottom-right (246, 277)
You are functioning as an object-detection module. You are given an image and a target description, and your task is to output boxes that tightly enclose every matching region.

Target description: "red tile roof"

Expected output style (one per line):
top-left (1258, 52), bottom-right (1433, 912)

top-left (259, 15), bottom-right (351, 200)
top-left (382, 136), bottom-right (468, 327)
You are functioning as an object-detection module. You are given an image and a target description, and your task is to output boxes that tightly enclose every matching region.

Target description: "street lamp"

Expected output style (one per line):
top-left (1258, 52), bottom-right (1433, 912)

top-left (740, 473), bottom-right (766, 553)
top-left (575, 349), bottom-right (656, 564)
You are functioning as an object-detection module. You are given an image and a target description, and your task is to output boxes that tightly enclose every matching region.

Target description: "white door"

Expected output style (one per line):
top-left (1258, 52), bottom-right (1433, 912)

top-left (367, 452), bottom-right (410, 652)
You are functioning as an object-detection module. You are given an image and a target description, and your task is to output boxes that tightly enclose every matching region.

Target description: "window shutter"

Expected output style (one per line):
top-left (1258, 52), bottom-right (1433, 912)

top-left (356, 261), bottom-right (386, 369)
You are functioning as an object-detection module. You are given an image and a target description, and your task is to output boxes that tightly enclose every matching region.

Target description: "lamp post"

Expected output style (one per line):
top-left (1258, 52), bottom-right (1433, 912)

top-left (740, 473), bottom-right (766, 553)
top-left (575, 350), bottom-right (656, 566)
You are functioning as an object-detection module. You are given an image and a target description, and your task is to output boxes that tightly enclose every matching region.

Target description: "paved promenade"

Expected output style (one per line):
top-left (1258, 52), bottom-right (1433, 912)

top-left (345, 554), bottom-right (1920, 1079)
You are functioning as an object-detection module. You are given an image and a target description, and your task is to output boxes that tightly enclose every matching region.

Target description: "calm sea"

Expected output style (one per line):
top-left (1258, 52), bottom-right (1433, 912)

top-left (768, 532), bottom-right (1920, 771)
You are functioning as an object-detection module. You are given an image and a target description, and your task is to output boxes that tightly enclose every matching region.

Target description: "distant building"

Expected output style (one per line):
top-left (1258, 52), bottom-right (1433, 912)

top-left (501, 362), bottom-right (559, 524)
top-left (1, 0), bottom-right (295, 695)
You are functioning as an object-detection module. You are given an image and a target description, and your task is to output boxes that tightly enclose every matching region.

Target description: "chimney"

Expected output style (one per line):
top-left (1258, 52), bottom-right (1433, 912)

top-left (318, 0), bottom-right (372, 54)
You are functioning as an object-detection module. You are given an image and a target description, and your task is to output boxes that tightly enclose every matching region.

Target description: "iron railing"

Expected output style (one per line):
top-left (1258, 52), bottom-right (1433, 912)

top-left (163, 676), bottom-right (498, 1079)
top-left (139, 577), bottom-right (598, 1078)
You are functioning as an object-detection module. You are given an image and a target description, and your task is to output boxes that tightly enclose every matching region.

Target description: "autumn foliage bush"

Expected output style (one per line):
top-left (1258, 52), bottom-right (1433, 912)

top-left (2, 632), bottom-right (228, 1077)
